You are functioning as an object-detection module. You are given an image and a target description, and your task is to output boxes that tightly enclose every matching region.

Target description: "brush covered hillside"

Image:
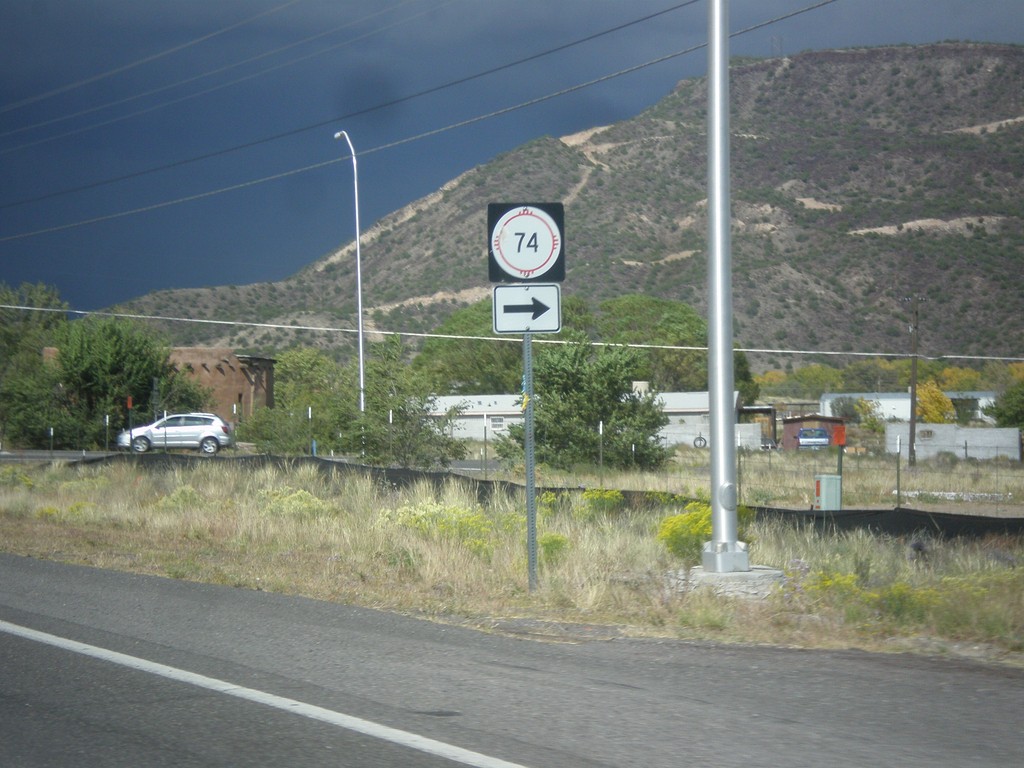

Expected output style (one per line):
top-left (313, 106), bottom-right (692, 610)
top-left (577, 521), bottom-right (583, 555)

top-left (118, 42), bottom-right (1024, 370)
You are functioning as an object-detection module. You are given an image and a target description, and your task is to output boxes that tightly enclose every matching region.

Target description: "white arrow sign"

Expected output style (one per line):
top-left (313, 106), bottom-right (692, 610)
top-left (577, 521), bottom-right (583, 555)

top-left (492, 284), bottom-right (561, 335)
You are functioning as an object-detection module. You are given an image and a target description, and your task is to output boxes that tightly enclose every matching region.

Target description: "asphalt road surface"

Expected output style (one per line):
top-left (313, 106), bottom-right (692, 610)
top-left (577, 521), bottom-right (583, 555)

top-left (1, 554), bottom-right (1021, 767)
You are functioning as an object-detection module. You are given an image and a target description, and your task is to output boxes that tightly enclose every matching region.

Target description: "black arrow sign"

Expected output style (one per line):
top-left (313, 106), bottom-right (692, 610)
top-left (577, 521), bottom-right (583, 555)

top-left (504, 297), bottom-right (550, 320)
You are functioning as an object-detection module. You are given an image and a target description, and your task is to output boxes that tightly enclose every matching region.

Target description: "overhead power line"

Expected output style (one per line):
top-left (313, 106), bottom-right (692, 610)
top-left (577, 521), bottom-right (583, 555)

top-left (0, 0), bottom-right (443, 151)
top-left (4, 304), bottom-right (1021, 364)
top-left (1, 0), bottom-right (701, 209)
top-left (0, 0), bottom-right (840, 242)
top-left (0, 0), bottom-right (306, 116)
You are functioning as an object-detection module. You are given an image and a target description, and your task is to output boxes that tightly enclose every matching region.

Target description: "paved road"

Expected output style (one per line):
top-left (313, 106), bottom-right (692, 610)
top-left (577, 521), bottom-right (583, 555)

top-left (1, 554), bottom-right (1021, 767)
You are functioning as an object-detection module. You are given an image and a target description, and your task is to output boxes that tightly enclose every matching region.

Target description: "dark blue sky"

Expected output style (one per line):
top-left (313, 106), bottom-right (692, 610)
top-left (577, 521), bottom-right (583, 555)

top-left (2, 0), bottom-right (1021, 310)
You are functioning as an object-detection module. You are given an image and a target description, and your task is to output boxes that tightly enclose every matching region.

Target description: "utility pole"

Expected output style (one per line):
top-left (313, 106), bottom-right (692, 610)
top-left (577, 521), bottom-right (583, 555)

top-left (902, 296), bottom-right (923, 466)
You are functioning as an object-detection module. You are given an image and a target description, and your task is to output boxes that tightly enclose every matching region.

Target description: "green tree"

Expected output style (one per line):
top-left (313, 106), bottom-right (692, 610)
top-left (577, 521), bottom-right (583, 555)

top-left (0, 283), bottom-right (66, 365)
top-left (596, 295), bottom-right (707, 391)
top-left (985, 381), bottom-right (1024, 429)
top-left (788, 363), bottom-right (843, 399)
top-left (350, 335), bottom-right (466, 468)
top-left (499, 334), bottom-right (670, 470)
top-left (841, 358), bottom-right (900, 392)
top-left (854, 397), bottom-right (885, 433)
top-left (595, 295), bottom-right (759, 404)
top-left (238, 347), bottom-right (355, 454)
top-left (412, 295), bottom-right (594, 395)
top-left (412, 299), bottom-right (523, 395)
top-left (828, 396), bottom-right (860, 421)
top-left (0, 296), bottom-right (207, 449)
top-left (52, 318), bottom-right (208, 448)
top-left (0, 283), bottom-right (68, 448)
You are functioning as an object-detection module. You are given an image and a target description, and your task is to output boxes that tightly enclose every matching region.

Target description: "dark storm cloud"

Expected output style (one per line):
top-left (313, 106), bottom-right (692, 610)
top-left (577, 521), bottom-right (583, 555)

top-left (1, 1), bottom-right (1021, 309)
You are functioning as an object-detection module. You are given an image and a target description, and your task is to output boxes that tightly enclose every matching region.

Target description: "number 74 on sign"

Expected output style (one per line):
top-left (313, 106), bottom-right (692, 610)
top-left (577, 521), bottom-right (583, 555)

top-left (487, 203), bottom-right (565, 283)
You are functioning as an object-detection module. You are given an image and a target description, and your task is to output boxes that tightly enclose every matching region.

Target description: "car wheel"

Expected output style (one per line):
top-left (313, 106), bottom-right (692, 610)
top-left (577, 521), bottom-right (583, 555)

top-left (199, 437), bottom-right (219, 456)
top-left (131, 436), bottom-right (151, 453)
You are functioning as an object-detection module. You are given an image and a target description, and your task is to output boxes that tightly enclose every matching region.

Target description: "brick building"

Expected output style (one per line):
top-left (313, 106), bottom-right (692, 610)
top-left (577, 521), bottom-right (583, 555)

top-left (169, 348), bottom-right (275, 425)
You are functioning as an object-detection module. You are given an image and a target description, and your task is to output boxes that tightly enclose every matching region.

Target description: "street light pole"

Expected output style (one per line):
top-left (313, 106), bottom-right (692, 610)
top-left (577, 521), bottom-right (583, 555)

top-left (334, 130), bottom-right (366, 414)
top-left (703, 0), bottom-right (749, 573)
top-left (902, 295), bottom-right (923, 466)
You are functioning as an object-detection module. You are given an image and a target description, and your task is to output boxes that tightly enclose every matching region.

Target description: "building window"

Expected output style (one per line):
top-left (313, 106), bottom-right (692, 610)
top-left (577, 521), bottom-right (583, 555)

top-left (490, 416), bottom-right (505, 431)
top-left (919, 429), bottom-right (935, 440)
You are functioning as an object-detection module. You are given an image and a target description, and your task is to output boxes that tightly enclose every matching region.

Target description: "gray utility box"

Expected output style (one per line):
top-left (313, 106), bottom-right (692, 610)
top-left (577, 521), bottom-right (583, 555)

top-left (814, 474), bottom-right (842, 511)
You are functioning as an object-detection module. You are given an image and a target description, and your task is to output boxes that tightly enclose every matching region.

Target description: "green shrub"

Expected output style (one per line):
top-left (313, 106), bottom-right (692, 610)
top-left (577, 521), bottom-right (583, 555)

top-left (0, 466), bottom-right (34, 488)
top-left (539, 532), bottom-right (570, 566)
top-left (258, 487), bottom-right (332, 518)
top-left (657, 501), bottom-right (756, 564)
top-left (537, 490), bottom-right (573, 519)
top-left (872, 581), bottom-right (939, 623)
top-left (640, 490), bottom-right (691, 508)
top-left (579, 488), bottom-right (625, 519)
top-left (157, 485), bottom-right (204, 512)
top-left (380, 502), bottom-right (495, 558)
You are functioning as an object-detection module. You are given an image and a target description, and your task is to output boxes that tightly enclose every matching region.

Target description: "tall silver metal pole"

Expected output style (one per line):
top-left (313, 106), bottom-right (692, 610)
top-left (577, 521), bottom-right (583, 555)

top-left (704, 0), bottom-right (749, 573)
top-left (334, 130), bottom-right (366, 413)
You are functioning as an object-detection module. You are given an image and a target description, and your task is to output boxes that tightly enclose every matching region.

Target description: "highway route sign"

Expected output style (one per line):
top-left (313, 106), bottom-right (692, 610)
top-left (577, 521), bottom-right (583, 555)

top-left (492, 284), bottom-right (561, 334)
top-left (488, 203), bottom-right (565, 282)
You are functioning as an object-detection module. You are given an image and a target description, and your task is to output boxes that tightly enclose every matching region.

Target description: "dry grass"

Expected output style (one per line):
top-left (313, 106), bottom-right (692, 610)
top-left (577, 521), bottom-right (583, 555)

top-left (508, 446), bottom-right (1024, 515)
top-left (1, 459), bottom-right (1021, 665)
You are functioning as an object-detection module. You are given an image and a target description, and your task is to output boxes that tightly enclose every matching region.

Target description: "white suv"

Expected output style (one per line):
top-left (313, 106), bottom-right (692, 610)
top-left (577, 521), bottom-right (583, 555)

top-left (118, 413), bottom-right (233, 455)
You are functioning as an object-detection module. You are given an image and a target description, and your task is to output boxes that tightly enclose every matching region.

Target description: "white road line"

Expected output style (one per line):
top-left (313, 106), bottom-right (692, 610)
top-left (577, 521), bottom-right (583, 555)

top-left (0, 619), bottom-right (530, 768)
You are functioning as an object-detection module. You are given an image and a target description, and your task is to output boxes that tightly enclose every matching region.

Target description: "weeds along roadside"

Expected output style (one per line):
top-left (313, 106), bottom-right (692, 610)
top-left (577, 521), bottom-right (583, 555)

top-left (0, 460), bottom-right (1021, 661)
top-left (522, 445), bottom-right (1024, 513)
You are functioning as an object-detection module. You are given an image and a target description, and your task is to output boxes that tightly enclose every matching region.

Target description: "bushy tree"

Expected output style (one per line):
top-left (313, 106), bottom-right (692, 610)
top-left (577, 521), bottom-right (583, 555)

top-left (239, 339), bottom-right (465, 467)
top-left (55, 318), bottom-right (209, 448)
top-left (412, 295), bottom-right (594, 395)
top-left (596, 295), bottom-right (708, 391)
top-left (350, 335), bottom-right (466, 468)
top-left (594, 295), bottom-right (759, 403)
top-left (985, 381), bottom-right (1024, 429)
top-left (412, 299), bottom-right (523, 395)
top-left (840, 358), bottom-right (900, 392)
top-left (828, 396), bottom-right (859, 421)
top-left (938, 365), bottom-right (983, 392)
top-left (916, 380), bottom-right (956, 424)
top-left (0, 283), bottom-right (68, 448)
top-left (854, 397), bottom-right (885, 433)
top-left (237, 347), bottom-right (354, 454)
top-left (0, 291), bottom-right (208, 449)
top-left (499, 334), bottom-right (670, 470)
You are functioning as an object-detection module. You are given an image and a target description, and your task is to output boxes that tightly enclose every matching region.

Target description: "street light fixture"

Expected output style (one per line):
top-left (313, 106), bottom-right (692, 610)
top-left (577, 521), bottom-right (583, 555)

top-left (334, 130), bottom-right (366, 414)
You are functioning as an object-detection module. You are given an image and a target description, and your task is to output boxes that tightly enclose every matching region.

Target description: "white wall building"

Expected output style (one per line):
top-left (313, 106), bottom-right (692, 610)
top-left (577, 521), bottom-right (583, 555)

top-left (431, 395), bottom-right (522, 442)
top-left (886, 423), bottom-right (1021, 461)
top-left (431, 391), bottom-right (762, 448)
top-left (819, 391), bottom-right (997, 424)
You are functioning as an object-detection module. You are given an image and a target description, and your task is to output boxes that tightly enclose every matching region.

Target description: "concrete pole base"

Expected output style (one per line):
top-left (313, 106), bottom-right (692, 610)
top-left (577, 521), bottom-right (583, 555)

top-left (669, 565), bottom-right (785, 600)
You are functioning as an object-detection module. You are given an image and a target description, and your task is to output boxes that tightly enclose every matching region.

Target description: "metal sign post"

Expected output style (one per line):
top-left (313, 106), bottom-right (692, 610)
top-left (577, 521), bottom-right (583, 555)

top-left (523, 333), bottom-right (538, 592)
top-left (489, 202), bottom-right (564, 592)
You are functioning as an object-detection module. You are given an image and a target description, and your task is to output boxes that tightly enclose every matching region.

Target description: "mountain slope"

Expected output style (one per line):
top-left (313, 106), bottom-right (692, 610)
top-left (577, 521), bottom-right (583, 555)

top-left (117, 42), bottom-right (1024, 370)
